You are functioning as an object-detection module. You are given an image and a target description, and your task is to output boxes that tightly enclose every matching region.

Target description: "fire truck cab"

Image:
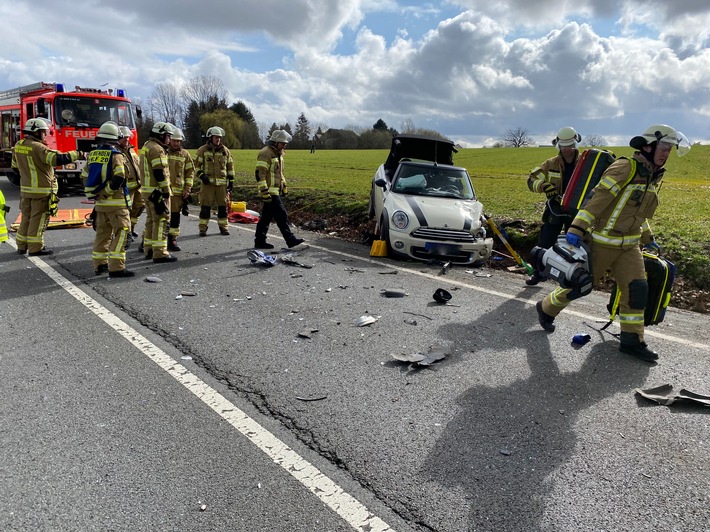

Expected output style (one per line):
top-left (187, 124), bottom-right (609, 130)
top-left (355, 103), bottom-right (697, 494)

top-left (0, 81), bottom-right (140, 188)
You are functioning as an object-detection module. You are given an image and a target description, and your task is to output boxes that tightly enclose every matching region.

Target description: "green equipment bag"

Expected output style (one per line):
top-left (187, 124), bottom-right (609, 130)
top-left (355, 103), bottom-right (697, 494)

top-left (607, 251), bottom-right (676, 327)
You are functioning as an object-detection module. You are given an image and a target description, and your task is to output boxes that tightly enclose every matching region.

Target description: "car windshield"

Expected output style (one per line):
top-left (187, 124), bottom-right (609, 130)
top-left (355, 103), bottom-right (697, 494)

top-left (392, 165), bottom-right (475, 199)
top-left (54, 96), bottom-right (136, 129)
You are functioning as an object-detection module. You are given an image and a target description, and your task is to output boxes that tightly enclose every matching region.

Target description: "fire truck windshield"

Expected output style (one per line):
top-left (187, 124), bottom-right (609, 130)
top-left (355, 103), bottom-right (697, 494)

top-left (55, 96), bottom-right (136, 129)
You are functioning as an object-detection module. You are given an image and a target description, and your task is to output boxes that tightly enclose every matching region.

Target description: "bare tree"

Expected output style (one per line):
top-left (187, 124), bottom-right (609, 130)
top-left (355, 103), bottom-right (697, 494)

top-left (500, 127), bottom-right (535, 147)
top-left (400, 118), bottom-right (416, 134)
top-left (182, 75), bottom-right (228, 106)
top-left (583, 134), bottom-right (608, 147)
top-left (148, 81), bottom-right (185, 127)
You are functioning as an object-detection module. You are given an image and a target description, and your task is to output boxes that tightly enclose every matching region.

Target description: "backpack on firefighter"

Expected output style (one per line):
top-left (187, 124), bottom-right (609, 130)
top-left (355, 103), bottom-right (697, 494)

top-left (84, 147), bottom-right (121, 200)
top-left (605, 251), bottom-right (676, 328)
top-left (561, 148), bottom-right (616, 216)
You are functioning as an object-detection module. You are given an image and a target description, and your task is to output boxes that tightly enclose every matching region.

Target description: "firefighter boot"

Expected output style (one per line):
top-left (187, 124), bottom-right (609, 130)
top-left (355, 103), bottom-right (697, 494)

top-left (536, 301), bottom-right (556, 333)
top-left (619, 332), bottom-right (658, 362)
top-left (168, 235), bottom-right (181, 251)
top-left (219, 226), bottom-right (230, 236)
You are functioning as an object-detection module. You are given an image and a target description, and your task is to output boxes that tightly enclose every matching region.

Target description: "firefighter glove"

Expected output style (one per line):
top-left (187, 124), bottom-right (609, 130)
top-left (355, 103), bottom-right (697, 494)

top-left (643, 240), bottom-right (661, 254)
top-left (198, 171), bottom-right (209, 185)
top-left (542, 182), bottom-right (557, 198)
top-left (261, 191), bottom-right (272, 203)
top-left (565, 232), bottom-right (582, 248)
top-left (281, 185), bottom-right (288, 197)
top-left (227, 180), bottom-right (234, 192)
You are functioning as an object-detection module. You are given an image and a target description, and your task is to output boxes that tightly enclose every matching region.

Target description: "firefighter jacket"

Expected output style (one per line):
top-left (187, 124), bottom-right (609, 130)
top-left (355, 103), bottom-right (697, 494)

top-left (167, 147), bottom-right (195, 195)
top-left (121, 145), bottom-right (141, 193)
top-left (255, 145), bottom-right (286, 196)
top-left (527, 151), bottom-right (579, 196)
top-left (81, 147), bottom-right (129, 212)
top-left (567, 153), bottom-right (659, 249)
top-left (12, 136), bottom-right (81, 198)
top-left (195, 143), bottom-right (234, 186)
top-left (139, 138), bottom-right (171, 196)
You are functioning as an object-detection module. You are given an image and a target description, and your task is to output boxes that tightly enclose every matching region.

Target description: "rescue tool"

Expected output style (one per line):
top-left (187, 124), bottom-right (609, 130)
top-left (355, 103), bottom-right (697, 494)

top-left (485, 216), bottom-right (534, 275)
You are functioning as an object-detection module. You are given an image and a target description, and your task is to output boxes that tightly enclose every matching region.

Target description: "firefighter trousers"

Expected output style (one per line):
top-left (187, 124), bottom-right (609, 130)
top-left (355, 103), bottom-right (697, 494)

top-left (198, 184), bottom-right (228, 231)
top-left (541, 244), bottom-right (647, 339)
top-left (92, 209), bottom-right (131, 272)
top-left (17, 196), bottom-right (50, 253)
top-left (143, 200), bottom-right (170, 259)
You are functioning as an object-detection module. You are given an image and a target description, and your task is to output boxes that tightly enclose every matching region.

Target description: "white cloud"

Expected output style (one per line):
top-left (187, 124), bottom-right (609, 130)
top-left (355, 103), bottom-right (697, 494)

top-left (2, 0), bottom-right (709, 145)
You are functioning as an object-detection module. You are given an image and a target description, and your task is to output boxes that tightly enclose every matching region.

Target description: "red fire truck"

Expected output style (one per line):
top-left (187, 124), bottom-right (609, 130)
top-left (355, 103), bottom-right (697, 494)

top-left (0, 81), bottom-right (140, 187)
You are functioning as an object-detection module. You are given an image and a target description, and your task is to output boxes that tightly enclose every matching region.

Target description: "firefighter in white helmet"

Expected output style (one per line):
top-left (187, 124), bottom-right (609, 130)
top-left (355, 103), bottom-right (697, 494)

top-left (525, 126), bottom-right (581, 285)
top-left (117, 126), bottom-right (143, 242)
top-left (12, 118), bottom-right (84, 255)
top-left (81, 121), bottom-right (133, 277)
top-left (138, 121), bottom-right (177, 263)
top-left (536, 124), bottom-right (691, 362)
top-left (166, 128), bottom-right (194, 250)
top-left (194, 126), bottom-right (234, 236)
top-left (253, 129), bottom-right (304, 249)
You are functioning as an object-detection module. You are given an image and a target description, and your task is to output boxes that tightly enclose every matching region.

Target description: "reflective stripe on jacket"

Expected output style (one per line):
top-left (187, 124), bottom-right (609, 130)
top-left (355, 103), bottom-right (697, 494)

top-left (139, 139), bottom-right (170, 194)
top-left (569, 155), bottom-right (660, 248)
top-left (195, 143), bottom-right (234, 186)
top-left (527, 151), bottom-right (579, 195)
top-left (168, 147), bottom-right (195, 195)
top-left (12, 137), bottom-right (80, 198)
top-left (255, 145), bottom-right (285, 195)
top-left (81, 148), bottom-right (130, 211)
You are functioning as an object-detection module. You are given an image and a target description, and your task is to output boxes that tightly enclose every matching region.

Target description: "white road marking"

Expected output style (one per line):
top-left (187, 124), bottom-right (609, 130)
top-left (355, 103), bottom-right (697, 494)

top-left (21, 247), bottom-right (395, 532)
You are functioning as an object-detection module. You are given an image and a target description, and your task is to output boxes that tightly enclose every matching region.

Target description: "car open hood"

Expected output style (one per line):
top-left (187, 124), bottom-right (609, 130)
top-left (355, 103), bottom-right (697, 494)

top-left (390, 195), bottom-right (483, 231)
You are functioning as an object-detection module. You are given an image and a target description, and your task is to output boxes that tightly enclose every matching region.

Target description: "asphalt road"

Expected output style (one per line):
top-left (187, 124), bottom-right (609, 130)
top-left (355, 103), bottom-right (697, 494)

top-left (1, 178), bottom-right (708, 532)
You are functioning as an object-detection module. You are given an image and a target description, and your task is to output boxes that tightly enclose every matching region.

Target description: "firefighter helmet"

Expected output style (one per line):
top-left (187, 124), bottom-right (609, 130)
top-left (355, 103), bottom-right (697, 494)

top-left (23, 118), bottom-right (50, 133)
top-left (97, 121), bottom-right (122, 140)
top-left (151, 122), bottom-right (174, 136)
top-left (553, 126), bottom-right (581, 147)
top-left (206, 126), bottom-right (225, 138)
top-left (630, 124), bottom-right (691, 156)
top-left (171, 128), bottom-right (185, 141)
top-left (269, 130), bottom-right (292, 144)
top-left (118, 126), bottom-right (133, 139)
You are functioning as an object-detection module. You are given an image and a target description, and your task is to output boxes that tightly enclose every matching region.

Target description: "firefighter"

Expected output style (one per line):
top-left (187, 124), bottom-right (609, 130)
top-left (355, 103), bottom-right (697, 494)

top-left (82, 122), bottom-right (133, 277)
top-left (118, 126), bottom-right (143, 242)
top-left (525, 126), bottom-right (581, 285)
top-left (254, 130), bottom-right (304, 249)
top-left (194, 126), bottom-right (234, 236)
top-left (12, 118), bottom-right (83, 255)
top-left (139, 122), bottom-right (177, 263)
top-left (166, 128), bottom-right (194, 251)
top-left (535, 124), bottom-right (691, 362)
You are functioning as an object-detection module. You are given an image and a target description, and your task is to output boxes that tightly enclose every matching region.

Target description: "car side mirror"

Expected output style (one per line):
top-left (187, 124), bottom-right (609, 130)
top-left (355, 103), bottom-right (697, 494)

top-left (375, 177), bottom-right (387, 188)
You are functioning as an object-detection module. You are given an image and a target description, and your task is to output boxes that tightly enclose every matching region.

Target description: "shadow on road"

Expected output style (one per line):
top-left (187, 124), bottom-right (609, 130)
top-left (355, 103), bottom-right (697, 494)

top-left (424, 290), bottom-right (652, 530)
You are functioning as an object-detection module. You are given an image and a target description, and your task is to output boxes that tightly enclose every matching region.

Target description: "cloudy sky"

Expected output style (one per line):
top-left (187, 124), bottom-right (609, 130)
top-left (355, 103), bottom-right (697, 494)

top-left (2, 0), bottom-right (709, 146)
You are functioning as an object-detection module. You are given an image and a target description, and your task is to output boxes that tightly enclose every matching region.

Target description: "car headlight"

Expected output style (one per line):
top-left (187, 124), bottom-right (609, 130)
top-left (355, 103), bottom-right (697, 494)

top-left (391, 210), bottom-right (409, 230)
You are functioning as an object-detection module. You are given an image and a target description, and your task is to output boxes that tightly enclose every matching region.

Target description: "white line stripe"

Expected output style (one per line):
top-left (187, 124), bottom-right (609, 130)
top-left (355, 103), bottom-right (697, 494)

top-left (230, 224), bottom-right (710, 351)
top-left (25, 252), bottom-right (395, 532)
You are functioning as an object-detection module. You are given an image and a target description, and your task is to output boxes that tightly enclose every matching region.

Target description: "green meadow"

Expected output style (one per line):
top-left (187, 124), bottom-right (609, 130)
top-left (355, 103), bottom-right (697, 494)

top-left (206, 145), bottom-right (710, 289)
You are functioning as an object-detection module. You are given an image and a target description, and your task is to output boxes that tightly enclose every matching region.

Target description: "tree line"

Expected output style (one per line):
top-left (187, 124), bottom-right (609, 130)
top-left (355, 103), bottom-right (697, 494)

top-left (139, 76), bottom-right (609, 150)
top-left (139, 75), bottom-right (450, 150)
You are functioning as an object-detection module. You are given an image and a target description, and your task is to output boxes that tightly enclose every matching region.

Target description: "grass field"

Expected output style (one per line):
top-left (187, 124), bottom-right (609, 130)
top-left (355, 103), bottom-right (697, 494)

top-left (205, 144), bottom-right (710, 289)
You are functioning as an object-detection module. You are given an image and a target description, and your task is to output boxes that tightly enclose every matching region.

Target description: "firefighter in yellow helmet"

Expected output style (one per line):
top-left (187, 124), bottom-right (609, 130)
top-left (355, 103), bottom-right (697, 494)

top-left (525, 126), bottom-right (581, 285)
top-left (139, 121), bottom-right (177, 263)
top-left (117, 126), bottom-right (143, 243)
top-left (535, 124), bottom-right (691, 362)
top-left (166, 128), bottom-right (194, 250)
top-left (253, 129), bottom-right (304, 249)
top-left (194, 126), bottom-right (234, 236)
top-left (81, 121), bottom-right (133, 277)
top-left (12, 118), bottom-right (84, 255)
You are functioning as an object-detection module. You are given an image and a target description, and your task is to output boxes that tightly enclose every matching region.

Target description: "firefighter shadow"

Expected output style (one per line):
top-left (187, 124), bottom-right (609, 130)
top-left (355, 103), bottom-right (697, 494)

top-left (423, 292), bottom-right (652, 531)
